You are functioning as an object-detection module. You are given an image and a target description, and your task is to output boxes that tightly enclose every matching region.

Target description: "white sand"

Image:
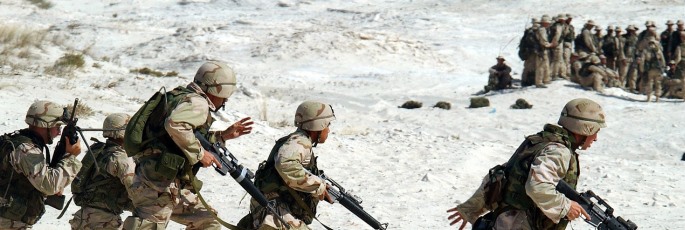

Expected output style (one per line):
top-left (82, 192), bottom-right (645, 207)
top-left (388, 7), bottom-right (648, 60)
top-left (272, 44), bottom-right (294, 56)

top-left (1, 0), bottom-right (683, 229)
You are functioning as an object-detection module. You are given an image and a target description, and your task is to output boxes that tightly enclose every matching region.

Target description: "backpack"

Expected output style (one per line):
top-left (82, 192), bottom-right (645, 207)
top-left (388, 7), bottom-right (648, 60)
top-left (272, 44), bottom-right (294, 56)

top-left (518, 28), bottom-right (540, 61)
top-left (124, 86), bottom-right (194, 157)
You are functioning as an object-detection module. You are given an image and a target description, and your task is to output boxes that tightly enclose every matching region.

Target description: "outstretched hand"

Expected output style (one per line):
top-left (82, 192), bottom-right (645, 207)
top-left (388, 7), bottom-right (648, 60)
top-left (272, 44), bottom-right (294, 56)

top-left (447, 207), bottom-right (468, 230)
top-left (221, 117), bottom-right (254, 140)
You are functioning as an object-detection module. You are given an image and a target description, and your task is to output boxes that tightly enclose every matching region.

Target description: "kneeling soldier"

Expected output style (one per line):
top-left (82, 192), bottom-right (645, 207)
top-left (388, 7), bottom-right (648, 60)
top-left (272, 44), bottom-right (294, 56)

top-left (70, 113), bottom-right (135, 230)
top-left (249, 101), bottom-right (336, 230)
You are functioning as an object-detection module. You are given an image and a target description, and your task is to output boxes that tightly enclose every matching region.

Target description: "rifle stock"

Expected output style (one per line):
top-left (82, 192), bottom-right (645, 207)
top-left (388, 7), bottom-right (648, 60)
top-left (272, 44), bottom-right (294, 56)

top-left (556, 181), bottom-right (637, 230)
top-left (320, 173), bottom-right (388, 230)
top-left (194, 131), bottom-right (290, 229)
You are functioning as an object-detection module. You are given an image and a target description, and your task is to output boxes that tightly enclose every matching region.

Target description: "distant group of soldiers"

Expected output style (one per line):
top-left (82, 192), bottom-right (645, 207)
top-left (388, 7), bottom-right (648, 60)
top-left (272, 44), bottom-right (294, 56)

top-left (511, 14), bottom-right (685, 102)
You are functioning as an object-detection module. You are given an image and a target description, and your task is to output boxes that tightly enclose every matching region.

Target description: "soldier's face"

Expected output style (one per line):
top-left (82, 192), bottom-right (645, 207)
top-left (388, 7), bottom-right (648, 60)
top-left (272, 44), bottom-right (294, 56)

top-left (317, 126), bottom-right (330, 144)
top-left (580, 132), bottom-right (598, 150)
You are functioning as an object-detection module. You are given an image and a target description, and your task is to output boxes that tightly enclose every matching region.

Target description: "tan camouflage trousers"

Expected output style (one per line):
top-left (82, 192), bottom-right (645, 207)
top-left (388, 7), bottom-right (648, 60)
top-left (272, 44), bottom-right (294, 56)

top-left (663, 79), bottom-right (684, 98)
top-left (128, 180), bottom-right (220, 230)
top-left (69, 207), bottom-right (123, 230)
top-left (535, 51), bottom-right (551, 86)
top-left (627, 65), bottom-right (640, 92)
top-left (617, 59), bottom-right (629, 87)
top-left (522, 54), bottom-right (537, 87)
top-left (642, 68), bottom-right (663, 102)
top-left (564, 43), bottom-right (572, 75)
top-left (493, 209), bottom-right (531, 230)
top-left (551, 46), bottom-right (567, 79)
top-left (0, 217), bottom-right (31, 230)
top-left (249, 198), bottom-right (310, 230)
top-left (578, 73), bottom-right (605, 93)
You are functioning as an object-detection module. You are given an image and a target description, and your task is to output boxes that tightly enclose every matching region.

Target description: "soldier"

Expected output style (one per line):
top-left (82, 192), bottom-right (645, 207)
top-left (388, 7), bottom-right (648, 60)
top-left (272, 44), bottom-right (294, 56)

top-left (563, 14), bottom-right (576, 78)
top-left (674, 31), bottom-right (685, 80)
top-left (662, 60), bottom-right (683, 99)
top-left (570, 51), bottom-right (589, 83)
top-left (639, 38), bottom-right (666, 102)
top-left (668, 20), bottom-right (684, 58)
top-left (598, 55), bottom-right (622, 88)
top-left (614, 26), bottom-right (627, 85)
top-left (577, 55), bottom-right (606, 93)
top-left (661, 20), bottom-right (676, 63)
top-left (535, 15), bottom-right (556, 88)
top-left (0, 100), bottom-right (82, 229)
top-left (69, 113), bottom-right (135, 230)
top-left (550, 14), bottom-right (568, 80)
top-left (602, 26), bottom-right (617, 70)
top-left (575, 20), bottom-right (599, 54)
top-left (250, 101), bottom-right (336, 230)
top-left (448, 98), bottom-right (606, 230)
top-left (593, 25), bottom-right (604, 54)
top-left (520, 18), bottom-right (540, 87)
top-left (123, 61), bottom-right (254, 229)
top-left (624, 25), bottom-right (640, 92)
top-left (484, 56), bottom-right (513, 92)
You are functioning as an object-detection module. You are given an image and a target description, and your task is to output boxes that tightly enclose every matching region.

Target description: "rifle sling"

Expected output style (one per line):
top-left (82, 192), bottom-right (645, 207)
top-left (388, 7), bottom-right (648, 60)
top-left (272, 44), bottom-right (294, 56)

top-left (184, 164), bottom-right (244, 230)
top-left (56, 196), bottom-right (73, 219)
top-left (285, 187), bottom-right (333, 230)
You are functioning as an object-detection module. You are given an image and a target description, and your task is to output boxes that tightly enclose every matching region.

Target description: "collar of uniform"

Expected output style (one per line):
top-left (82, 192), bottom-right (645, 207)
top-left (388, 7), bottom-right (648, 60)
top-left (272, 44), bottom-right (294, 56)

top-left (187, 82), bottom-right (217, 112)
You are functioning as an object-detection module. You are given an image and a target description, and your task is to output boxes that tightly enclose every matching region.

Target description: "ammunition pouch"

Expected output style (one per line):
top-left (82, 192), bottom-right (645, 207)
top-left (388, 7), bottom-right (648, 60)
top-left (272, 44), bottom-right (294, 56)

top-left (155, 152), bottom-right (186, 181)
top-left (472, 212), bottom-right (496, 230)
top-left (0, 193), bottom-right (41, 225)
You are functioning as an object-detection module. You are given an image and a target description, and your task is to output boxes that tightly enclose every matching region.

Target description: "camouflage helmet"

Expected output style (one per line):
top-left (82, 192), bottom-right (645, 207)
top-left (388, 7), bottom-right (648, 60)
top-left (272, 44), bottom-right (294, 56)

top-left (25, 100), bottom-right (64, 128)
top-left (556, 14), bottom-right (566, 21)
top-left (565, 13), bottom-right (573, 19)
top-left (677, 20), bottom-right (684, 26)
top-left (607, 25), bottom-right (615, 31)
top-left (103, 113), bottom-right (130, 139)
top-left (577, 51), bottom-right (589, 59)
top-left (615, 26), bottom-right (623, 32)
top-left (589, 55), bottom-right (601, 64)
top-left (585, 20), bottom-right (596, 27)
top-left (666, 20), bottom-right (674, 25)
top-left (558, 98), bottom-right (606, 136)
top-left (294, 101), bottom-right (336, 132)
top-left (626, 25), bottom-right (637, 31)
top-left (540, 15), bottom-right (552, 24)
top-left (193, 61), bottom-right (237, 99)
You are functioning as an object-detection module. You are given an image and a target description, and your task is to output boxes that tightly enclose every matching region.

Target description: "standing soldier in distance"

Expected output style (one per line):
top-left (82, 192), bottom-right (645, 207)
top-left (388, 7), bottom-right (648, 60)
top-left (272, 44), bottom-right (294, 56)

top-left (550, 14), bottom-right (568, 80)
top-left (602, 26), bottom-right (617, 70)
top-left (639, 38), bottom-right (666, 102)
top-left (593, 25), bottom-right (604, 54)
top-left (250, 101), bottom-right (336, 230)
top-left (624, 25), bottom-right (640, 92)
top-left (535, 15), bottom-right (555, 88)
top-left (0, 100), bottom-right (82, 229)
top-left (674, 31), bottom-right (685, 81)
top-left (69, 113), bottom-right (135, 230)
top-left (661, 20), bottom-right (676, 63)
top-left (448, 98), bottom-right (607, 230)
top-left (123, 61), bottom-right (254, 229)
top-left (576, 20), bottom-right (600, 54)
top-left (563, 14), bottom-right (576, 75)
top-left (614, 26), bottom-right (628, 85)
top-left (668, 20), bottom-right (685, 62)
top-left (521, 18), bottom-right (540, 87)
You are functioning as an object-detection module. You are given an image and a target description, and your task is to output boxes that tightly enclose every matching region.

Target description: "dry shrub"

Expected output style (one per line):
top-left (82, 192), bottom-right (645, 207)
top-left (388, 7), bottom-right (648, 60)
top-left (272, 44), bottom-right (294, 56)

top-left (66, 101), bottom-right (94, 118)
top-left (26, 0), bottom-right (54, 9)
top-left (399, 100), bottom-right (422, 109)
top-left (131, 67), bottom-right (177, 77)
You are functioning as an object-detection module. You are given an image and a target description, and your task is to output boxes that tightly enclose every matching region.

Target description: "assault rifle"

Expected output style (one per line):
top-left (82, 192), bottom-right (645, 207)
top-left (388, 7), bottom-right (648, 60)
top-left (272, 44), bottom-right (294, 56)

top-left (194, 131), bottom-right (290, 229)
top-left (320, 173), bottom-right (388, 230)
top-left (556, 180), bottom-right (638, 230)
top-left (45, 98), bottom-right (80, 210)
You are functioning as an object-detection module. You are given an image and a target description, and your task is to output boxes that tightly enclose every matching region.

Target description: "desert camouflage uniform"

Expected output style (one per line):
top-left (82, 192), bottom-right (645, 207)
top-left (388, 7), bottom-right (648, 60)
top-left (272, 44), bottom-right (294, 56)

top-left (639, 40), bottom-right (666, 102)
top-left (624, 31), bottom-right (640, 91)
top-left (456, 124), bottom-right (577, 230)
top-left (0, 130), bottom-right (82, 229)
top-left (522, 24), bottom-right (539, 87)
top-left (127, 83), bottom-right (223, 229)
top-left (550, 19), bottom-right (567, 80)
top-left (250, 130), bottom-right (327, 230)
top-left (562, 18), bottom-right (575, 78)
top-left (579, 27), bottom-right (599, 54)
top-left (578, 60), bottom-right (606, 93)
top-left (675, 41), bottom-right (685, 80)
top-left (69, 140), bottom-right (135, 230)
top-left (536, 24), bottom-right (553, 86)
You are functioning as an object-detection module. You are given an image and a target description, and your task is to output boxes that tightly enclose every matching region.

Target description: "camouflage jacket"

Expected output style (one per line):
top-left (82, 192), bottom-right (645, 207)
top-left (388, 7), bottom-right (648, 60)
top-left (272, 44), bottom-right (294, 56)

top-left (456, 124), bottom-right (577, 226)
top-left (273, 130), bottom-right (326, 196)
top-left (639, 41), bottom-right (666, 71)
